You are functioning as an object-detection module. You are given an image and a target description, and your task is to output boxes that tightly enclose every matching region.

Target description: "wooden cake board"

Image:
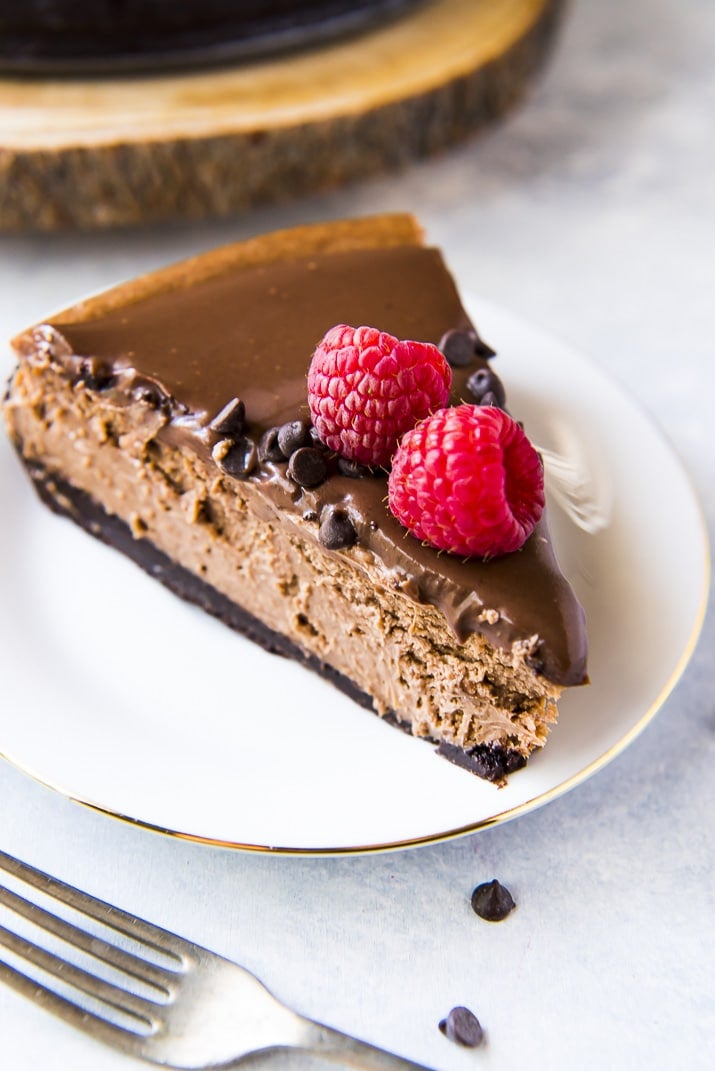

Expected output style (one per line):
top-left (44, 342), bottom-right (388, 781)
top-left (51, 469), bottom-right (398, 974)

top-left (0, 0), bottom-right (565, 231)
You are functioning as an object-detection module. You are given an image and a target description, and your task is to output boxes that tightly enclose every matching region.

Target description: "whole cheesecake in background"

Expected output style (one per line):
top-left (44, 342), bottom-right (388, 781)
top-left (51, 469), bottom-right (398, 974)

top-left (0, 0), bottom-right (422, 73)
top-left (3, 214), bottom-right (588, 784)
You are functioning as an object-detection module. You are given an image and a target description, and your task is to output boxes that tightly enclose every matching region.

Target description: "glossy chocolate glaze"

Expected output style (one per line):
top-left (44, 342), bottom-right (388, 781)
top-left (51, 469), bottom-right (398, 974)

top-left (34, 243), bottom-right (587, 686)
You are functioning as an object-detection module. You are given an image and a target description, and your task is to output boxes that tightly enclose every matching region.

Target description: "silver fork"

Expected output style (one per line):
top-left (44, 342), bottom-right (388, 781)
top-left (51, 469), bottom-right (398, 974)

top-left (0, 850), bottom-right (434, 1070)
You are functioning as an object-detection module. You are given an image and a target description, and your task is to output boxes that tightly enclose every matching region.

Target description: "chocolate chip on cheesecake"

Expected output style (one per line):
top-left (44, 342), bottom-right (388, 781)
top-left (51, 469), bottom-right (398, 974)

top-left (257, 427), bottom-right (285, 463)
top-left (277, 419), bottom-right (313, 457)
top-left (466, 367), bottom-right (506, 409)
top-left (131, 382), bottom-right (167, 410)
top-left (67, 355), bottom-right (114, 391)
top-left (439, 326), bottom-right (496, 366)
top-left (439, 328), bottom-right (478, 367)
top-left (319, 505), bottom-right (357, 549)
top-left (209, 397), bottom-right (246, 438)
top-left (212, 436), bottom-right (258, 479)
top-left (287, 447), bottom-right (328, 488)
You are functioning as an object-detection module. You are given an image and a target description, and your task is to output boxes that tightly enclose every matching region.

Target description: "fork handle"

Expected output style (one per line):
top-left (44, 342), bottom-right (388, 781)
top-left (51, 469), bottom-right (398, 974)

top-left (297, 1019), bottom-right (438, 1071)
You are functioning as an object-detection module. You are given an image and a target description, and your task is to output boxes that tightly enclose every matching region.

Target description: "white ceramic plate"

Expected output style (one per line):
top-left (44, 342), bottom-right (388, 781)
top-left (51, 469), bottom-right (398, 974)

top-left (0, 299), bottom-right (708, 853)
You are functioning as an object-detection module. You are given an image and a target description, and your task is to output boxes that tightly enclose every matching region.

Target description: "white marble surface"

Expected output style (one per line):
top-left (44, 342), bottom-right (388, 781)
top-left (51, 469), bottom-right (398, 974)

top-left (1, 1), bottom-right (713, 1068)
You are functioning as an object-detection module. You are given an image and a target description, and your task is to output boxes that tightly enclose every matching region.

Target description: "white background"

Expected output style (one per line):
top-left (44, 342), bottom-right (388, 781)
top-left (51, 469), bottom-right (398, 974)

top-left (1, 1), bottom-right (713, 1068)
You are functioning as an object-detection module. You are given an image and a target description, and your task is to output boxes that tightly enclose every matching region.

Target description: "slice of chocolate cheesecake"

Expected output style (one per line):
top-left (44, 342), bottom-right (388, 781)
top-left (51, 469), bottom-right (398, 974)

top-left (3, 214), bottom-right (587, 783)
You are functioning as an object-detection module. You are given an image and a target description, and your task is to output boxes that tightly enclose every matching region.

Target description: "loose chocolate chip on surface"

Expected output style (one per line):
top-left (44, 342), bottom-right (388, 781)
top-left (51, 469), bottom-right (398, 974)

top-left (337, 457), bottom-right (372, 478)
top-left (212, 436), bottom-right (258, 479)
top-left (439, 1006), bottom-right (484, 1048)
top-left (209, 397), bottom-right (246, 437)
top-left (257, 427), bottom-right (284, 463)
top-left (471, 879), bottom-right (516, 921)
top-left (466, 367), bottom-right (506, 409)
top-left (277, 419), bottom-right (312, 458)
top-left (287, 447), bottom-right (328, 488)
top-left (319, 506), bottom-right (357, 549)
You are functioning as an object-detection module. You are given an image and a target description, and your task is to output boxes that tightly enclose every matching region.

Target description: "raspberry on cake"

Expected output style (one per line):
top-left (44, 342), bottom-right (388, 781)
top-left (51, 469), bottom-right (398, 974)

top-left (388, 404), bottom-right (545, 559)
top-left (308, 324), bottom-right (451, 467)
top-left (2, 213), bottom-right (587, 784)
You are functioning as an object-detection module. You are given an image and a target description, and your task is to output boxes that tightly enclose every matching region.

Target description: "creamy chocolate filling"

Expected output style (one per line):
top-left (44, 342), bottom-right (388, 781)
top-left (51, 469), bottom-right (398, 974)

top-left (16, 243), bottom-right (587, 687)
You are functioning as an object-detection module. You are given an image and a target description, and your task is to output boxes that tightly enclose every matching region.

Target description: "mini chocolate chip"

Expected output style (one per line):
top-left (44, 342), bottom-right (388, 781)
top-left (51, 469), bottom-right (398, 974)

top-left (257, 427), bottom-right (284, 463)
top-left (212, 436), bottom-right (257, 479)
top-left (84, 373), bottom-right (115, 391)
top-left (319, 506), bottom-right (357, 550)
top-left (471, 879), bottom-right (516, 921)
top-left (466, 367), bottom-right (506, 409)
top-left (337, 457), bottom-right (372, 479)
top-left (439, 328), bottom-right (478, 367)
top-left (73, 356), bottom-right (114, 391)
top-left (303, 509), bottom-right (318, 522)
top-left (277, 420), bottom-right (312, 458)
top-left (209, 398), bottom-right (245, 438)
top-left (439, 1007), bottom-right (484, 1048)
top-left (132, 383), bottom-right (164, 408)
top-left (309, 425), bottom-right (325, 448)
top-left (287, 447), bottom-right (328, 488)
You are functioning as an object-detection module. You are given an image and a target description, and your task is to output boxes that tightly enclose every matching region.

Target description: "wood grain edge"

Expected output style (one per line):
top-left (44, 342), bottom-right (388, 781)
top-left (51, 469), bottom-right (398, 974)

top-left (0, 0), bottom-right (565, 231)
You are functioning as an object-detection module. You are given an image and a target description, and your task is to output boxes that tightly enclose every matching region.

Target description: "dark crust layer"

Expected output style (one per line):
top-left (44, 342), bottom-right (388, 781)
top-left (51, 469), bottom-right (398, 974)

top-left (436, 741), bottom-right (527, 780)
top-left (23, 454), bottom-right (527, 785)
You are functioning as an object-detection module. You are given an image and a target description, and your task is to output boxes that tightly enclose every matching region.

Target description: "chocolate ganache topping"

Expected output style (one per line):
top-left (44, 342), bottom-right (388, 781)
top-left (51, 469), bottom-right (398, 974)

top-left (26, 243), bottom-right (587, 686)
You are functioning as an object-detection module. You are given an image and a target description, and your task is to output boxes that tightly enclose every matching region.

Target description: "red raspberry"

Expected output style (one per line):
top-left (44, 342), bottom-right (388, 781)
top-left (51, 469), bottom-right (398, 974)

top-left (307, 324), bottom-right (452, 467)
top-left (387, 405), bottom-right (544, 558)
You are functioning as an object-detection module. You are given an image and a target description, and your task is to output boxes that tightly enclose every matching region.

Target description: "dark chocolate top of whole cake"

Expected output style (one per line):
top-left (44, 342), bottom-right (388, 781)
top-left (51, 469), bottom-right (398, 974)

top-left (0, 0), bottom-right (422, 74)
top-left (19, 234), bottom-right (588, 687)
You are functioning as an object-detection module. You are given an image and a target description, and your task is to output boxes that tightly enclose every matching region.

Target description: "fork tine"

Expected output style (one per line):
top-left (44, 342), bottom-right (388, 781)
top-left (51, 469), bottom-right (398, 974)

top-left (0, 850), bottom-right (188, 961)
top-left (0, 848), bottom-right (191, 972)
top-left (0, 923), bottom-right (159, 1024)
top-left (0, 957), bottom-right (149, 1059)
top-left (0, 884), bottom-right (175, 994)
